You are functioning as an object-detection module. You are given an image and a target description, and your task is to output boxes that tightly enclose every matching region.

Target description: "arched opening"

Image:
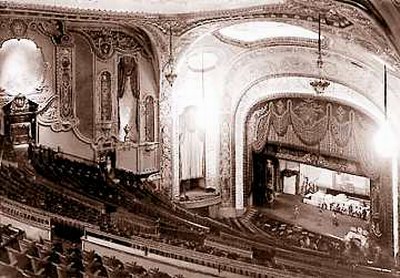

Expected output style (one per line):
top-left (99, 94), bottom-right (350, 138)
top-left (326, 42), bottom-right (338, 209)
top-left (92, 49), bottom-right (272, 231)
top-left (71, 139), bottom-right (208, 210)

top-left (243, 95), bottom-right (392, 249)
top-left (0, 39), bottom-right (43, 145)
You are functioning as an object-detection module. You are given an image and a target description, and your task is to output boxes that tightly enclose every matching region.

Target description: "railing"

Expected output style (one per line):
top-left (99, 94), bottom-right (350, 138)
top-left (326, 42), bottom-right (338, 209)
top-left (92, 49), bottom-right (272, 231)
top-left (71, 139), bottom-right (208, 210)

top-left (204, 236), bottom-right (253, 259)
top-left (116, 142), bottom-right (159, 175)
top-left (178, 194), bottom-right (222, 209)
top-left (0, 196), bottom-right (51, 229)
top-left (83, 228), bottom-right (309, 278)
top-left (110, 211), bottom-right (158, 236)
top-left (0, 196), bottom-right (100, 231)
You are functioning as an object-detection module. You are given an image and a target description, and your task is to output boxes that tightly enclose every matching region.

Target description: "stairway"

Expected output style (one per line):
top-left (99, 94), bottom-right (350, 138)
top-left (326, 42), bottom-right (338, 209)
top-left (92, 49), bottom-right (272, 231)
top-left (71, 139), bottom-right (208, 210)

top-left (239, 207), bottom-right (270, 236)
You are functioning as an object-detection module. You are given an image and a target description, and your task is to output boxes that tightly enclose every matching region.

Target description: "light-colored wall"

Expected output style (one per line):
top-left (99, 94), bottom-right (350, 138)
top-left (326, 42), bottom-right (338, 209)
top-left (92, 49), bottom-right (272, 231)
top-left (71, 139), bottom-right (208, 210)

top-left (37, 124), bottom-right (94, 161)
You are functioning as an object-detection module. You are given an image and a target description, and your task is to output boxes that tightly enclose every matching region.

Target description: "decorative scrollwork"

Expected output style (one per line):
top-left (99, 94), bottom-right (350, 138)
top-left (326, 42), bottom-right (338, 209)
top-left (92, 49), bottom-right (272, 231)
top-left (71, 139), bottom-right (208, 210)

top-left (37, 95), bottom-right (59, 124)
top-left (10, 19), bottom-right (28, 37)
top-left (81, 29), bottom-right (143, 60)
top-left (55, 46), bottom-right (77, 131)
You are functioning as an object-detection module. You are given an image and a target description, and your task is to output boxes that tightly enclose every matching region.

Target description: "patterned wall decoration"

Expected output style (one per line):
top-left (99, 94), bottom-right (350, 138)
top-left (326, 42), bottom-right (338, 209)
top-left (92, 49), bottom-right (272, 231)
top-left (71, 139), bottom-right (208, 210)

top-left (220, 117), bottom-right (232, 206)
top-left (54, 45), bottom-right (78, 131)
top-left (144, 95), bottom-right (155, 142)
top-left (100, 71), bottom-right (112, 121)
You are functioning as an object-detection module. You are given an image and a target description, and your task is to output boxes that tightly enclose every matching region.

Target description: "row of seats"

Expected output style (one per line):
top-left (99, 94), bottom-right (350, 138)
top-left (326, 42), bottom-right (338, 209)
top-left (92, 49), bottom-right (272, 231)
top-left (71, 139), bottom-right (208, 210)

top-left (253, 212), bottom-right (386, 266)
top-left (30, 146), bottom-right (211, 238)
top-left (0, 164), bottom-right (102, 225)
top-left (24, 145), bottom-right (392, 276)
top-left (0, 224), bottom-right (184, 278)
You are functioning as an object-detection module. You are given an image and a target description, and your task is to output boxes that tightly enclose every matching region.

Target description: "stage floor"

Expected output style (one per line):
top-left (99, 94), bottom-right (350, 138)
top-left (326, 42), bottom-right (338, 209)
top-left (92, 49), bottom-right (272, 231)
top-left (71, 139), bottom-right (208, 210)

top-left (258, 193), bottom-right (369, 239)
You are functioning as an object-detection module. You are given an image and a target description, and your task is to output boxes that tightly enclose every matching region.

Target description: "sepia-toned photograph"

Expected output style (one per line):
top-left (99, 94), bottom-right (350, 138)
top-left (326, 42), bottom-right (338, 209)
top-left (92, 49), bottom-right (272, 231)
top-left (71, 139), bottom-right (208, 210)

top-left (0, 0), bottom-right (400, 277)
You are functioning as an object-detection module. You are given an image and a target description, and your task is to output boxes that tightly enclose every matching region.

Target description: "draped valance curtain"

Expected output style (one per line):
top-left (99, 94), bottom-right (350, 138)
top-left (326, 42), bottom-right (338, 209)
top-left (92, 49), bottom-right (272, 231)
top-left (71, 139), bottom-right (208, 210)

top-left (249, 98), bottom-right (379, 178)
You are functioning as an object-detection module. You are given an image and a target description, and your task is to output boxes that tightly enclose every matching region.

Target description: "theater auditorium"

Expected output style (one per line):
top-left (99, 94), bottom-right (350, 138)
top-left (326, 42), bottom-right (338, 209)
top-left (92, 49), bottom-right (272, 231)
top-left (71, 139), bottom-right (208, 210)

top-left (0, 0), bottom-right (400, 277)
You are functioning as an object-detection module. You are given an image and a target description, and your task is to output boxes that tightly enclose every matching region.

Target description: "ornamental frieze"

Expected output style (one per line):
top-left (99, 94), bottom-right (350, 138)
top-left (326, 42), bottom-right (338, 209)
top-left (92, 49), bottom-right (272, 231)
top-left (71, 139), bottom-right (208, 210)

top-left (0, 18), bottom-right (68, 45)
top-left (77, 28), bottom-right (152, 60)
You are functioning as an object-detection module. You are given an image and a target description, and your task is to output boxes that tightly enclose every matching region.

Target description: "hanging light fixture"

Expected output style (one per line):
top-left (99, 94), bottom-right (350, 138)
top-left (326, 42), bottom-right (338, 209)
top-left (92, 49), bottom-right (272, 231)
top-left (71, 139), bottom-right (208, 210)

top-left (310, 14), bottom-right (330, 94)
top-left (164, 25), bottom-right (177, 86)
top-left (374, 65), bottom-right (398, 157)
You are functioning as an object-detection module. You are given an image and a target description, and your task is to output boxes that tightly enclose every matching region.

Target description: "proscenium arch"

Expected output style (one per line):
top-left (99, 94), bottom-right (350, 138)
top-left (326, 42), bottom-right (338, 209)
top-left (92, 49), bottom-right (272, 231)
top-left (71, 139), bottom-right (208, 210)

top-left (233, 75), bottom-right (385, 210)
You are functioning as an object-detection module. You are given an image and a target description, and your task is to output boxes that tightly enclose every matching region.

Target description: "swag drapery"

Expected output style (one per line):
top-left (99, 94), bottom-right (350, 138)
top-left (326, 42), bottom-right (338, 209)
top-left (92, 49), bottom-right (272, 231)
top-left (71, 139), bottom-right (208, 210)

top-left (250, 98), bottom-right (380, 179)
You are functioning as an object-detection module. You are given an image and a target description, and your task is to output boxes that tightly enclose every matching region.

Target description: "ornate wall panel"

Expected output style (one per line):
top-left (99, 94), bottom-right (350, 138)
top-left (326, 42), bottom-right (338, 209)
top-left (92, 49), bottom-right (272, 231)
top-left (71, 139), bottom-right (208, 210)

top-left (144, 95), bottom-right (155, 142)
top-left (100, 71), bottom-right (112, 122)
top-left (54, 44), bottom-right (78, 131)
top-left (72, 31), bottom-right (94, 139)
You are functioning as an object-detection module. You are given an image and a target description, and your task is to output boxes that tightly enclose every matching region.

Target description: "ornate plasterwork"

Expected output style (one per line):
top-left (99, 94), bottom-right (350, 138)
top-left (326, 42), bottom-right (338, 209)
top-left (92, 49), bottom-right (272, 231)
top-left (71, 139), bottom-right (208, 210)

top-left (100, 71), bottom-right (112, 121)
top-left (2, 1), bottom-right (399, 208)
top-left (223, 46), bottom-right (383, 111)
top-left (216, 43), bottom-right (385, 205)
top-left (52, 43), bottom-right (79, 132)
top-left (77, 28), bottom-right (146, 60)
top-left (0, 17), bottom-right (85, 134)
top-left (2, 0), bottom-right (399, 67)
top-left (159, 71), bottom-right (175, 195)
top-left (214, 32), bottom-right (324, 49)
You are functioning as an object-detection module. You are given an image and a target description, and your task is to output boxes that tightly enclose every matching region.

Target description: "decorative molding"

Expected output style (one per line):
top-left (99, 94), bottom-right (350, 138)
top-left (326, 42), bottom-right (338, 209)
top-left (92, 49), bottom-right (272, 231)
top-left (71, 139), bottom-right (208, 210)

top-left (144, 95), bottom-right (155, 142)
top-left (54, 45), bottom-right (78, 131)
top-left (214, 31), bottom-right (325, 49)
top-left (10, 18), bottom-right (28, 37)
top-left (79, 28), bottom-right (142, 60)
top-left (100, 71), bottom-right (112, 121)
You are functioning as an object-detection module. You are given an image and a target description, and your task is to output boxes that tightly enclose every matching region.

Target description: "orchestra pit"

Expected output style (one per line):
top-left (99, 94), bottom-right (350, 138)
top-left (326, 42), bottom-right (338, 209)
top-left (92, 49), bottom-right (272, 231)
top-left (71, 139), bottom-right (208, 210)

top-left (1, 0), bottom-right (400, 277)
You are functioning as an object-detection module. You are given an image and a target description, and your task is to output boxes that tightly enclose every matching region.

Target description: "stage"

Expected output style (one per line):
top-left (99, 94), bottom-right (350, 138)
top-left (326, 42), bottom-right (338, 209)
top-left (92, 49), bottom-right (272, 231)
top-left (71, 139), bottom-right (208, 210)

top-left (258, 193), bottom-right (369, 239)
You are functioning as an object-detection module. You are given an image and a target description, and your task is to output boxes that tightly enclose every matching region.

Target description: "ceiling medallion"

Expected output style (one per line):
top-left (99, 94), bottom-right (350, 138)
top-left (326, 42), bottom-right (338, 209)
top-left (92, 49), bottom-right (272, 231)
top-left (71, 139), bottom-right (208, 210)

top-left (310, 14), bottom-right (330, 95)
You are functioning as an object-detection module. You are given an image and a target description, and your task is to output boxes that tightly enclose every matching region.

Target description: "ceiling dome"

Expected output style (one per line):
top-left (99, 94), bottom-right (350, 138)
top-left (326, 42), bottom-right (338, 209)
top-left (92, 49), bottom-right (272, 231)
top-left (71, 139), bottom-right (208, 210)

top-left (218, 21), bottom-right (319, 43)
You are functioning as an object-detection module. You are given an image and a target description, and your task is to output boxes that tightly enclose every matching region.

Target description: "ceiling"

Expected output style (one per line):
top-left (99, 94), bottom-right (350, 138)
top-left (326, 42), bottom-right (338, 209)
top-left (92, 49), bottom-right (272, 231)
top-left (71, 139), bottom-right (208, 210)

top-left (4, 0), bottom-right (284, 14)
top-left (3, 0), bottom-right (400, 134)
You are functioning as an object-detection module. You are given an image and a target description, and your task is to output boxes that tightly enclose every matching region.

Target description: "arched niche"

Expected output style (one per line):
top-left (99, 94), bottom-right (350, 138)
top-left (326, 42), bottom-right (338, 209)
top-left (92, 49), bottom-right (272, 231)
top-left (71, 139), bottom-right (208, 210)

top-left (0, 37), bottom-right (49, 145)
top-left (0, 19), bottom-right (55, 105)
top-left (0, 39), bottom-right (46, 96)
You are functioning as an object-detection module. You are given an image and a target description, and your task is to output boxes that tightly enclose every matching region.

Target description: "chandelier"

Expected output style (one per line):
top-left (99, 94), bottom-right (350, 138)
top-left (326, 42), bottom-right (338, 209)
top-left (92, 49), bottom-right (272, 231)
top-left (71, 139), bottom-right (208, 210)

top-left (164, 25), bottom-right (177, 86)
top-left (310, 14), bottom-right (330, 94)
top-left (374, 64), bottom-right (398, 157)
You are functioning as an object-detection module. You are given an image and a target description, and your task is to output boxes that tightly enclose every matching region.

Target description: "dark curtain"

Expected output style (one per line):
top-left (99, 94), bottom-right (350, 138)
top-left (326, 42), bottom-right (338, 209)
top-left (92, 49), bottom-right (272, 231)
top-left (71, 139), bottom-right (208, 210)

top-left (117, 56), bottom-right (140, 99)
